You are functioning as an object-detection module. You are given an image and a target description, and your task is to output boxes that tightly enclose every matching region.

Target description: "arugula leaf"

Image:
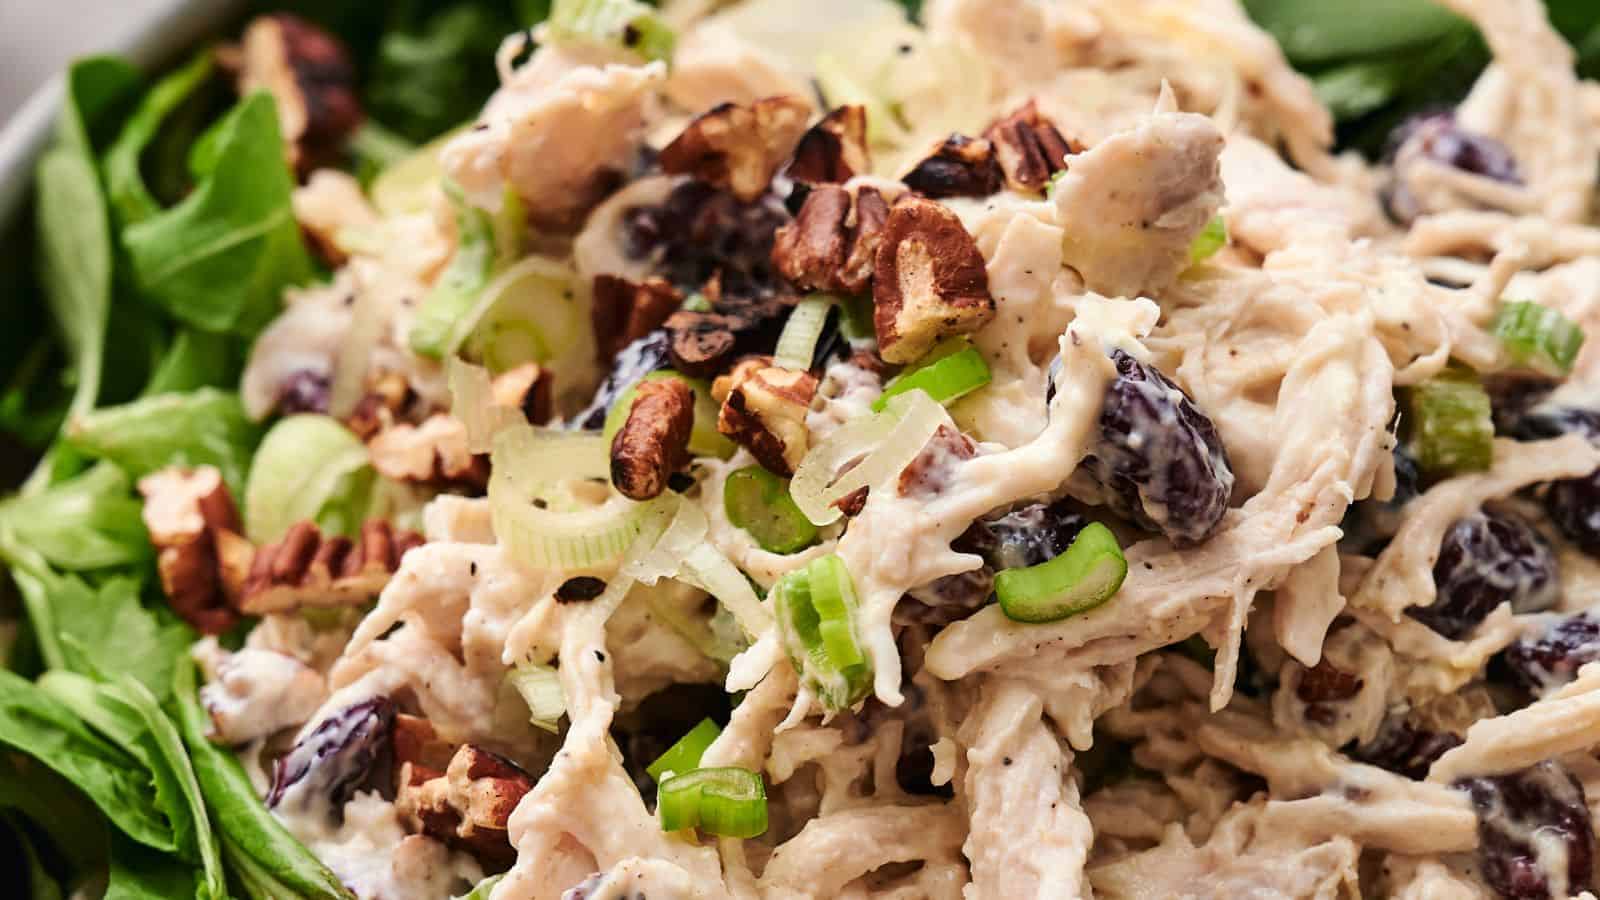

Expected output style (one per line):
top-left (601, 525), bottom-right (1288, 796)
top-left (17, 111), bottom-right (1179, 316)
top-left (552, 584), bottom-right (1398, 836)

top-left (0, 463), bottom-right (149, 571)
top-left (106, 831), bottom-right (199, 900)
top-left (35, 150), bottom-right (113, 423)
top-left (40, 672), bottom-right (225, 899)
top-left (66, 387), bottom-right (261, 495)
top-left (0, 669), bottom-right (175, 853)
top-left (103, 53), bottom-right (215, 227)
top-left (123, 93), bottom-right (313, 336)
top-left (57, 56), bottom-right (143, 153)
top-left (0, 546), bottom-right (190, 702)
top-left (173, 660), bottom-right (353, 900)
top-left (0, 753), bottom-right (107, 878)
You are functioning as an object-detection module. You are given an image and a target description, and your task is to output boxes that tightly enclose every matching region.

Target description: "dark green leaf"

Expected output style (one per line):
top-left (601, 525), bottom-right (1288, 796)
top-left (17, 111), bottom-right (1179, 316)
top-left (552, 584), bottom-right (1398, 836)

top-left (142, 329), bottom-right (238, 397)
top-left (0, 669), bottom-right (175, 852)
top-left (103, 53), bottom-right (215, 227)
top-left (57, 56), bottom-right (143, 153)
top-left (66, 387), bottom-right (261, 495)
top-left (0, 752), bottom-right (108, 877)
top-left (123, 93), bottom-right (314, 336)
top-left (1242, 0), bottom-right (1465, 64)
top-left (4, 811), bottom-right (65, 900)
top-left (35, 150), bottom-right (113, 422)
top-left (106, 831), bottom-right (199, 900)
top-left (367, 5), bottom-right (514, 143)
top-left (174, 660), bottom-right (353, 900)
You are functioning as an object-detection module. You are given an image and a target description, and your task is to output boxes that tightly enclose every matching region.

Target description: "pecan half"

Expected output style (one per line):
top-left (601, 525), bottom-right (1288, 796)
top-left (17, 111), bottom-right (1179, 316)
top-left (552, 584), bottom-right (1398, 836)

top-left (786, 105), bottom-right (870, 185)
top-left (345, 370), bottom-right (415, 442)
top-left (396, 744), bottom-right (534, 868)
top-left (138, 467), bottom-right (244, 634)
top-left (392, 714), bottom-right (455, 773)
top-left (901, 135), bottom-right (1002, 198)
top-left (592, 275), bottom-right (683, 364)
top-left (771, 185), bottom-right (889, 295)
top-left (872, 197), bottom-right (996, 363)
top-left (231, 14), bottom-right (362, 175)
top-left (610, 378), bottom-right (695, 501)
top-left (490, 363), bottom-right (553, 426)
top-left (237, 520), bottom-right (423, 615)
top-left (659, 96), bottom-right (812, 202)
top-left (716, 360), bottom-right (818, 476)
top-left (368, 415), bottom-right (488, 489)
top-left (983, 101), bottom-right (1077, 193)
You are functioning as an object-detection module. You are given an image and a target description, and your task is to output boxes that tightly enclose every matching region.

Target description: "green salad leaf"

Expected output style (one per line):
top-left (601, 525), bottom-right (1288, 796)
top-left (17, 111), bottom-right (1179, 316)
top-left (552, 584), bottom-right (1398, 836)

top-left (141, 329), bottom-right (238, 398)
top-left (106, 831), bottom-right (201, 900)
top-left (368, 5), bottom-right (516, 143)
top-left (66, 387), bottom-right (261, 496)
top-left (0, 463), bottom-right (149, 571)
top-left (6, 811), bottom-right (64, 900)
top-left (103, 52), bottom-right (215, 227)
top-left (123, 92), bottom-right (313, 336)
top-left (0, 670), bottom-right (176, 854)
top-left (0, 753), bottom-right (107, 877)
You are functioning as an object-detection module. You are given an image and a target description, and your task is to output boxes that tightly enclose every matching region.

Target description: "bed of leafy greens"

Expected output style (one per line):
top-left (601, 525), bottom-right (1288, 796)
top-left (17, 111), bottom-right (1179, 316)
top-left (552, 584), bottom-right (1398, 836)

top-left (0, 0), bottom-right (1593, 896)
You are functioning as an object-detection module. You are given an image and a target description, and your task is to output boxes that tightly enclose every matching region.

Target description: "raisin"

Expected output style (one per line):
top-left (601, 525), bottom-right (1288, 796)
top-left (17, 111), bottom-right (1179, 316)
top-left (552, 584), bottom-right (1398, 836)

top-left (1488, 377), bottom-right (1560, 436)
top-left (277, 369), bottom-right (332, 416)
top-left (1456, 761), bottom-right (1594, 900)
top-left (1382, 112), bottom-right (1522, 224)
top-left (620, 181), bottom-right (791, 301)
top-left (570, 330), bottom-right (672, 430)
top-left (1082, 350), bottom-right (1234, 545)
top-left (1407, 510), bottom-right (1560, 639)
top-left (1503, 613), bottom-right (1600, 695)
top-left (1512, 404), bottom-right (1600, 556)
top-left (1350, 717), bottom-right (1462, 781)
top-left (267, 696), bottom-right (395, 815)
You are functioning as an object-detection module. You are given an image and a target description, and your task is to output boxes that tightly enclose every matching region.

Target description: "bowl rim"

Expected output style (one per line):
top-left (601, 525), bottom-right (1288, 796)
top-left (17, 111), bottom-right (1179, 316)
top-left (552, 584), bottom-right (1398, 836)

top-left (0, 0), bottom-right (246, 230)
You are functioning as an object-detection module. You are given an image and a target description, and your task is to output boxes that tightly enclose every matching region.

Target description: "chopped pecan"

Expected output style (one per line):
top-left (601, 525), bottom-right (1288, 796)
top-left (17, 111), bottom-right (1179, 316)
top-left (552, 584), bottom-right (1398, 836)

top-left (392, 714), bottom-right (455, 773)
top-left (237, 520), bottom-right (423, 615)
top-left (983, 101), bottom-right (1078, 193)
top-left (900, 135), bottom-right (1002, 198)
top-left (716, 360), bottom-right (818, 476)
top-left (897, 425), bottom-right (976, 498)
top-left (490, 363), bottom-right (553, 426)
top-left (231, 14), bottom-right (362, 175)
top-left (345, 370), bottom-right (415, 442)
top-left (591, 275), bottom-right (683, 364)
top-left (771, 185), bottom-right (889, 295)
top-left (786, 105), bottom-right (870, 185)
top-left (368, 415), bottom-right (488, 489)
top-left (872, 197), bottom-right (996, 363)
top-left (138, 466), bottom-right (244, 635)
top-left (610, 378), bottom-right (695, 501)
top-left (396, 744), bottom-right (534, 868)
top-left (658, 96), bottom-right (812, 202)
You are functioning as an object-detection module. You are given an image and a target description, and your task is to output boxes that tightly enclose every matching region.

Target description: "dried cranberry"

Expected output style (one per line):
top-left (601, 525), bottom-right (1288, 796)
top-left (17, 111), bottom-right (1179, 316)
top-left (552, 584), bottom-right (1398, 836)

top-left (620, 181), bottom-right (791, 301)
top-left (1489, 378), bottom-right (1561, 436)
top-left (268, 696), bottom-right (395, 814)
top-left (973, 499), bottom-right (1089, 571)
top-left (1512, 405), bottom-right (1600, 556)
top-left (571, 330), bottom-right (672, 430)
top-left (1350, 717), bottom-right (1462, 781)
top-left (1407, 511), bottom-right (1559, 640)
top-left (1296, 660), bottom-right (1363, 703)
top-left (1383, 112), bottom-right (1522, 224)
top-left (1456, 761), bottom-right (1593, 900)
top-left (1503, 613), bottom-right (1600, 695)
top-left (277, 369), bottom-right (331, 415)
top-left (1512, 405), bottom-right (1600, 443)
top-left (1082, 350), bottom-right (1234, 545)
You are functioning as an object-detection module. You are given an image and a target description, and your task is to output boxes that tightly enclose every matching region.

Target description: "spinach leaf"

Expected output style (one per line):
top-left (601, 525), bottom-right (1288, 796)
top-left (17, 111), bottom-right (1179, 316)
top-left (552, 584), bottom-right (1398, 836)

top-left (35, 150), bottom-right (114, 422)
top-left (0, 669), bottom-right (175, 853)
top-left (366, 4), bottom-right (517, 143)
top-left (1242, 0), bottom-right (1465, 64)
top-left (0, 463), bottom-right (149, 572)
top-left (106, 831), bottom-right (199, 900)
top-left (174, 660), bottom-right (353, 900)
top-left (66, 387), bottom-right (261, 495)
top-left (123, 93), bottom-right (313, 336)
top-left (57, 56), bottom-right (143, 153)
top-left (104, 53), bottom-right (216, 228)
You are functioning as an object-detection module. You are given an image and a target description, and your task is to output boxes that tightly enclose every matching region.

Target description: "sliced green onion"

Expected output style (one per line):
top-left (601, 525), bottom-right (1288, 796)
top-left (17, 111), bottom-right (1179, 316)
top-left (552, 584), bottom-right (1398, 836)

top-left (994, 522), bottom-right (1127, 623)
top-left (790, 390), bottom-right (946, 527)
top-left (1189, 215), bottom-right (1228, 264)
top-left (1492, 300), bottom-right (1585, 377)
top-left (488, 425), bottom-right (652, 569)
top-left (723, 466), bottom-right (819, 554)
top-left (507, 664), bottom-right (565, 733)
top-left (772, 554), bottom-right (872, 711)
top-left (603, 371), bottom-right (736, 460)
top-left (459, 255), bottom-right (588, 372)
top-left (647, 718), bottom-right (722, 783)
top-left (837, 294), bottom-right (875, 342)
top-left (1404, 368), bottom-right (1494, 477)
top-left (549, 0), bottom-right (677, 62)
top-left (872, 342), bottom-right (991, 412)
top-left (410, 184), bottom-right (496, 359)
top-left (657, 767), bottom-right (767, 838)
top-left (773, 295), bottom-right (836, 371)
